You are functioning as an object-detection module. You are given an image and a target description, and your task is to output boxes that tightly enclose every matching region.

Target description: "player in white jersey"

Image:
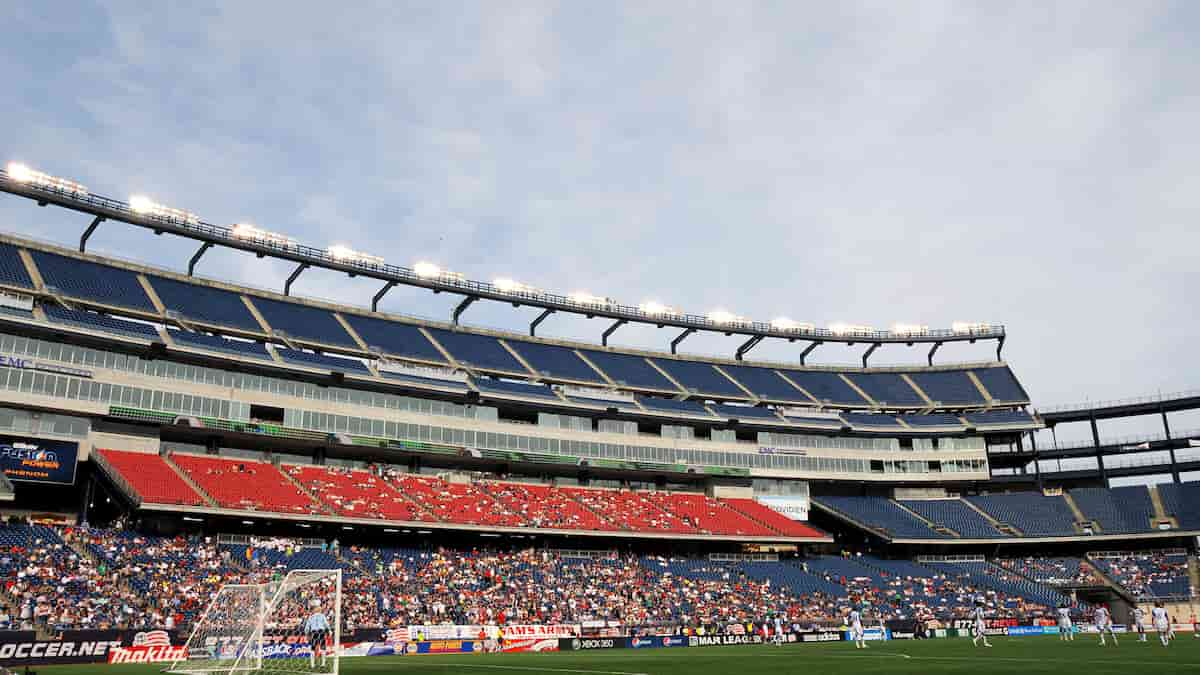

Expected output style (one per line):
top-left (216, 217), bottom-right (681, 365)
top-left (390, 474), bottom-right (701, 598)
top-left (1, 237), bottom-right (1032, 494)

top-left (1152, 602), bottom-right (1171, 647)
top-left (773, 616), bottom-right (785, 646)
top-left (1057, 604), bottom-right (1074, 641)
top-left (849, 607), bottom-right (866, 649)
top-left (304, 600), bottom-right (332, 668)
top-left (877, 609), bottom-right (887, 642)
top-left (1094, 604), bottom-right (1117, 647)
top-left (971, 598), bottom-right (992, 648)
top-left (1133, 607), bottom-right (1147, 642)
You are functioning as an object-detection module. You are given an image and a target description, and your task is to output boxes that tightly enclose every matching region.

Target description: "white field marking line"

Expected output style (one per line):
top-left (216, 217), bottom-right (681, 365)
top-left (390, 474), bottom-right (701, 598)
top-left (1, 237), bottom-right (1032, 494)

top-left (755, 651), bottom-right (1200, 667)
top-left (387, 664), bottom-right (651, 675)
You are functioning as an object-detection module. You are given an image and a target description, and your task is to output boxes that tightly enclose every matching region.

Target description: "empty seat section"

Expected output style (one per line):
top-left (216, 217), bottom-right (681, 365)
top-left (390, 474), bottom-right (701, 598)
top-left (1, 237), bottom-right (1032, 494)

top-left (1157, 482), bottom-right (1200, 529)
top-left (967, 493), bottom-right (1077, 536)
top-left (380, 370), bottom-right (470, 393)
top-left (843, 412), bottom-right (903, 429)
top-left (31, 250), bottom-right (155, 311)
top-left (899, 413), bottom-right (964, 428)
top-left (578, 350), bottom-right (677, 390)
top-left (646, 493), bottom-right (774, 536)
top-left (44, 305), bottom-right (160, 340)
top-left (484, 481), bottom-right (616, 531)
top-left (505, 341), bottom-right (604, 384)
top-left (973, 366), bottom-right (1028, 402)
top-left (722, 498), bottom-right (828, 538)
top-left (965, 410), bottom-right (1035, 426)
top-left (710, 403), bottom-right (780, 421)
top-left (286, 465), bottom-right (432, 522)
top-left (250, 296), bottom-right (356, 348)
top-left (900, 499), bottom-right (1007, 538)
top-left (0, 243), bottom-right (33, 289)
top-left (341, 314), bottom-right (447, 364)
top-left (908, 370), bottom-right (986, 406)
top-left (170, 454), bottom-right (321, 514)
top-left (649, 359), bottom-right (747, 398)
top-left (844, 373), bottom-right (925, 407)
top-left (1070, 486), bottom-right (1155, 534)
top-left (779, 371), bottom-right (867, 406)
top-left (388, 474), bottom-right (525, 527)
top-left (815, 496), bottom-right (944, 538)
top-left (276, 348), bottom-right (371, 374)
top-left (719, 364), bottom-right (811, 403)
top-left (148, 276), bottom-right (261, 331)
top-left (784, 415), bottom-right (846, 430)
top-left (425, 328), bottom-right (527, 373)
top-left (474, 378), bottom-right (558, 400)
top-left (637, 397), bottom-right (715, 417)
top-left (98, 449), bottom-right (205, 506)
top-left (169, 331), bottom-right (271, 359)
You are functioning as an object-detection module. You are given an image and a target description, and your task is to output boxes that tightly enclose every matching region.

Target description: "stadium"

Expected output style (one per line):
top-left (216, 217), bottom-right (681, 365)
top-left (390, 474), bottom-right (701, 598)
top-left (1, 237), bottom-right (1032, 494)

top-left (0, 159), bottom-right (1195, 675)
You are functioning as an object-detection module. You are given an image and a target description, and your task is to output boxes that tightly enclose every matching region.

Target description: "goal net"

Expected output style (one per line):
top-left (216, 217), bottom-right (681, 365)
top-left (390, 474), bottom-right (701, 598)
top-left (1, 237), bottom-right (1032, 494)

top-left (166, 569), bottom-right (342, 675)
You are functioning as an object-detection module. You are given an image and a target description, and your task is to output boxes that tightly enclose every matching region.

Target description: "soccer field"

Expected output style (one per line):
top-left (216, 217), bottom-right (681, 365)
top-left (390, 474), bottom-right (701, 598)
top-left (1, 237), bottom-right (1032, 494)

top-left (35, 636), bottom-right (1200, 675)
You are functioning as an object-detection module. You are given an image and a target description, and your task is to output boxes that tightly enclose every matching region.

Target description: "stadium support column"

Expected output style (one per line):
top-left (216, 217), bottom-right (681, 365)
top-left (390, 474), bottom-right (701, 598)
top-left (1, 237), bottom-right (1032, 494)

top-left (1090, 413), bottom-right (1106, 482)
top-left (284, 263), bottom-right (310, 296)
top-left (1030, 432), bottom-right (1042, 491)
top-left (452, 295), bottom-right (478, 325)
top-left (670, 328), bottom-right (695, 354)
top-left (1162, 405), bottom-right (1180, 483)
top-left (79, 216), bottom-right (105, 252)
top-left (530, 308), bottom-right (554, 336)
top-left (927, 341), bottom-right (943, 366)
top-left (861, 343), bottom-right (880, 368)
top-left (372, 281), bottom-right (397, 312)
top-left (995, 335), bottom-right (1006, 361)
top-left (188, 242), bottom-right (214, 276)
top-left (602, 319), bottom-right (627, 347)
top-left (736, 335), bottom-right (764, 361)
top-left (800, 341), bottom-right (821, 366)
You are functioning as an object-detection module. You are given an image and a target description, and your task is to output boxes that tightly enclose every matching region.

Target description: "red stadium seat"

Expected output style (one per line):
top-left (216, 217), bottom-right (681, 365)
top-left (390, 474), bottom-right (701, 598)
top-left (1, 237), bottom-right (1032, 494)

top-left (170, 454), bottom-right (322, 514)
top-left (98, 449), bottom-right (206, 506)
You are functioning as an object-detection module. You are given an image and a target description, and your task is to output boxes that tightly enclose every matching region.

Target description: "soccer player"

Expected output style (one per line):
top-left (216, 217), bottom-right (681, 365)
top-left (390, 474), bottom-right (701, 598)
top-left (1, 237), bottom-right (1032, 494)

top-left (1191, 610), bottom-right (1198, 639)
top-left (971, 598), bottom-right (992, 648)
top-left (1152, 601), bottom-right (1171, 647)
top-left (1057, 603), bottom-right (1074, 641)
top-left (1094, 604), bottom-right (1117, 647)
top-left (1133, 606), bottom-right (1147, 642)
top-left (849, 606), bottom-right (866, 649)
top-left (305, 599), bottom-right (332, 668)
top-left (773, 615), bottom-right (785, 646)
top-left (877, 608), bottom-right (887, 642)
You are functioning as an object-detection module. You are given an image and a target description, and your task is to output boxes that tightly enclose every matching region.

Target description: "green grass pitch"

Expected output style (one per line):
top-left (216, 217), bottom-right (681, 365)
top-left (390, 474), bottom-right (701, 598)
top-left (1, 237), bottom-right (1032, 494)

top-left (37, 635), bottom-right (1200, 675)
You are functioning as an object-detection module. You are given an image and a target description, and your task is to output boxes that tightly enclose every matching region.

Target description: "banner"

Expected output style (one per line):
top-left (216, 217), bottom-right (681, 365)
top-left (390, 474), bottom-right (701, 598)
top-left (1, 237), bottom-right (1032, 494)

top-left (629, 635), bottom-right (688, 649)
top-left (0, 629), bottom-right (183, 666)
top-left (0, 434), bottom-right (78, 484)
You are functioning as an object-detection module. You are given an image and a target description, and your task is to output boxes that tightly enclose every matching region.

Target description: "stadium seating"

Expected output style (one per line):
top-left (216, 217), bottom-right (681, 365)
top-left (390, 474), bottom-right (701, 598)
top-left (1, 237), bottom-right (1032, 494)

top-left (148, 275), bottom-right (262, 331)
top-left (424, 328), bottom-right (528, 373)
top-left (1157, 481), bottom-right (1200, 529)
top-left (927, 561), bottom-right (1069, 608)
top-left (276, 347), bottom-right (372, 374)
top-left (286, 465), bottom-right (434, 523)
top-left (473, 377), bottom-right (560, 400)
top-left (843, 412), bottom-right (904, 429)
top-left (637, 396), bottom-right (717, 417)
top-left (1089, 552), bottom-right (1192, 598)
top-left (723, 498), bottom-right (828, 538)
top-left (561, 487), bottom-right (693, 533)
top-left (577, 349), bottom-right (679, 391)
top-left (717, 364), bottom-right (811, 403)
top-left (778, 370), bottom-right (868, 406)
top-left (997, 557), bottom-right (1097, 586)
top-left (967, 493), bottom-right (1078, 536)
top-left (379, 370), bottom-right (471, 393)
top-left (908, 370), bottom-right (986, 406)
top-left (899, 413), bottom-right (965, 428)
top-left (170, 454), bottom-right (322, 514)
top-left (385, 473), bottom-right (521, 527)
top-left (973, 366), bottom-right (1028, 402)
top-left (483, 481), bottom-right (617, 531)
top-left (965, 409), bottom-right (1036, 427)
top-left (900, 498), bottom-right (1009, 538)
top-left (43, 305), bottom-right (161, 340)
top-left (845, 373), bottom-right (925, 407)
top-left (504, 341), bottom-right (606, 384)
top-left (815, 496), bottom-right (945, 538)
top-left (98, 449), bottom-right (206, 506)
top-left (250, 296), bottom-right (357, 348)
top-left (0, 243), bottom-right (33, 289)
top-left (168, 330), bottom-right (272, 359)
top-left (1069, 486), bottom-right (1156, 534)
top-left (648, 359), bottom-right (748, 399)
top-left (342, 314), bottom-right (448, 364)
top-left (709, 403), bottom-right (781, 421)
top-left (782, 414), bottom-right (845, 430)
top-left (642, 492), bottom-right (775, 536)
top-left (31, 250), bottom-right (156, 312)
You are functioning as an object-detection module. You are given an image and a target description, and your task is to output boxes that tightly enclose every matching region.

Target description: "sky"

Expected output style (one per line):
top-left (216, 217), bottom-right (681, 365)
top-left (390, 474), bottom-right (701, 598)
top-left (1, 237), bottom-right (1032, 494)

top-left (1, 1), bottom-right (1198, 444)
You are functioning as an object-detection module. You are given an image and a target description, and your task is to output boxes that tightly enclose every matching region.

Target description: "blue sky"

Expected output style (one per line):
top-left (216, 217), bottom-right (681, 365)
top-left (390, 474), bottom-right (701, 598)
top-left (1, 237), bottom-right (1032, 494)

top-left (2, 1), bottom-right (1199, 442)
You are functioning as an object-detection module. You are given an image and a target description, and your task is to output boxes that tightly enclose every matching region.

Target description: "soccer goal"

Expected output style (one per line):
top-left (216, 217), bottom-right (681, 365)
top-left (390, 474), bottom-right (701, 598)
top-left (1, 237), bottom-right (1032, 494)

top-left (166, 569), bottom-right (342, 675)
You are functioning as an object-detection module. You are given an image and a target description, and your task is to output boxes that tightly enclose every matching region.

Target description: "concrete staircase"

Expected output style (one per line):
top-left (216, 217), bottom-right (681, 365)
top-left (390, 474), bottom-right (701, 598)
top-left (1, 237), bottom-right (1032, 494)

top-left (962, 498), bottom-right (1023, 536)
top-left (1148, 486), bottom-right (1179, 529)
top-left (277, 465), bottom-right (338, 517)
top-left (162, 453), bottom-right (219, 508)
top-left (1061, 492), bottom-right (1100, 534)
top-left (893, 500), bottom-right (960, 537)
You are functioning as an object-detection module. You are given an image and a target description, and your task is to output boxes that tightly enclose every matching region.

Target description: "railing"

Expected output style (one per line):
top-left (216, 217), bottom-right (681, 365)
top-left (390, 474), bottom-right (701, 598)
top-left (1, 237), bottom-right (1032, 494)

top-left (1044, 428), bottom-right (1200, 451)
top-left (1038, 390), bottom-right (1200, 414)
top-left (1088, 549), bottom-right (1188, 559)
top-left (916, 554), bottom-right (986, 563)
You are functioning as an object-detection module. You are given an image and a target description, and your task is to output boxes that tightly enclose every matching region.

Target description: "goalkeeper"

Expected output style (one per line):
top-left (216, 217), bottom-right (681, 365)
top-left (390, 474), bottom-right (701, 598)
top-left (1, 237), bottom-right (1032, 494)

top-left (304, 599), bottom-right (332, 668)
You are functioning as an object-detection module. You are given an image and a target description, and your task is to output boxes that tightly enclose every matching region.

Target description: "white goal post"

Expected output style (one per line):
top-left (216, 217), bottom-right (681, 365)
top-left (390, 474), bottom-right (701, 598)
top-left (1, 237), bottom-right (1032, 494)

top-left (166, 569), bottom-right (342, 675)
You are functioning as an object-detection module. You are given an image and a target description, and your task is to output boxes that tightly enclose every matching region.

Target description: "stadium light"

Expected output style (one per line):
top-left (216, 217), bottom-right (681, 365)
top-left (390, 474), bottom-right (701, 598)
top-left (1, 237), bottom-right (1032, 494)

top-left (568, 291), bottom-right (610, 307)
top-left (231, 223), bottom-right (296, 248)
top-left (639, 301), bottom-right (678, 317)
top-left (129, 195), bottom-right (199, 225)
top-left (708, 309), bottom-right (746, 326)
top-left (891, 323), bottom-right (929, 337)
top-left (413, 261), bottom-right (464, 282)
top-left (328, 244), bottom-right (385, 267)
top-left (5, 162), bottom-right (88, 196)
top-left (952, 321), bottom-right (991, 334)
top-left (770, 317), bottom-right (814, 331)
top-left (829, 322), bottom-right (873, 336)
top-left (493, 277), bottom-right (541, 295)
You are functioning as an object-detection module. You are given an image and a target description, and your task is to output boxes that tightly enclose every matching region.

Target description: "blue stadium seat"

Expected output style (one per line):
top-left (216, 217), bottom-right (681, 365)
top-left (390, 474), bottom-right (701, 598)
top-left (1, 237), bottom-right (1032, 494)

top-left (32, 250), bottom-right (155, 312)
top-left (843, 412), bottom-right (904, 429)
top-left (967, 493), bottom-right (1077, 536)
top-left (505, 341), bottom-right (605, 384)
top-left (908, 370), bottom-right (986, 406)
top-left (901, 499), bottom-right (1009, 538)
top-left (379, 370), bottom-right (470, 393)
top-left (648, 359), bottom-right (748, 399)
top-left (1069, 486), bottom-right (1155, 534)
top-left (718, 364), bottom-right (811, 403)
top-left (577, 350), bottom-right (678, 391)
top-left (425, 328), bottom-right (528, 373)
top-left (251, 297), bottom-right (357, 348)
top-left (899, 413), bottom-right (964, 428)
top-left (474, 378), bottom-right (558, 400)
top-left (776, 370), bottom-right (867, 406)
top-left (148, 276), bottom-right (261, 331)
top-left (43, 305), bottom-right (160, 340)
top-left (1158, 481), bottom-right (1200, 529)
top-left (169, 331), bottom-right (271, 359)
top-left (973, 366), bottom-right (1028, 402)
top-left (637, 397), bottom-right (716, 417)
top-left (844, 373), bottom-right (925, 407)
top-left (0, 243), bottom-right (33, 289)
top-left (964, 409), bottom-right (1035, 427)
top-left (709, 403), bottom-right (781, 421)
top-left (277, 348), bottom-right (371, 374)
top-left (342, 314), bottom-right (448, 364)
top-left (783, 415), bottom-right (846, 430)
top-left (815, 496), bottom-right (945, 539)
